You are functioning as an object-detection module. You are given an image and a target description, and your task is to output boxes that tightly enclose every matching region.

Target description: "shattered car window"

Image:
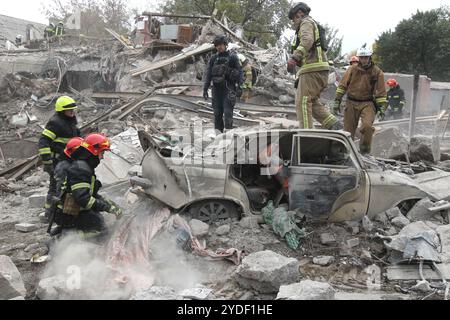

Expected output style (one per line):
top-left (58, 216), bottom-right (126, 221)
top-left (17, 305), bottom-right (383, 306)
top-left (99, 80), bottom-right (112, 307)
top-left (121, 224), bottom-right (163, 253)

top-left (292, 136), bottom-right (353, 167)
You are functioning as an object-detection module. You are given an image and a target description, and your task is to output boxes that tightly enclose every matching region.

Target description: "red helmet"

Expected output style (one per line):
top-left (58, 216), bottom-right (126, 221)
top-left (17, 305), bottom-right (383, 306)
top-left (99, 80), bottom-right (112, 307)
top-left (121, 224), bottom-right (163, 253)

top-left (82, 133), bottom-right (111, 156)
top-left (350, 56), bottom-right (359, 64)
top-left (64, 137), bottom-right (84, 158)
top-left (387, 79), bottom-right (398, 87)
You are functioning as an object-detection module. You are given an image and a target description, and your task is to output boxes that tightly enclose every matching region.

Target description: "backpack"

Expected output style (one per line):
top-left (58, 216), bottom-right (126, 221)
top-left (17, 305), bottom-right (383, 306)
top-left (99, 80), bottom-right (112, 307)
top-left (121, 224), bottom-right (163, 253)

top-left (313, 20), bottom-right (328, 52)
top-left (211, 55), bottom-right (230, 85)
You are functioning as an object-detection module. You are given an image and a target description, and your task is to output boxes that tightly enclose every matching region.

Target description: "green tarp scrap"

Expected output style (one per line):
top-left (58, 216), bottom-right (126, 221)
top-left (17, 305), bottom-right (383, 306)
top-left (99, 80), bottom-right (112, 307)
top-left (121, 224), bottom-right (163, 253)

top-left (262, 201), bottom-right (306, 250)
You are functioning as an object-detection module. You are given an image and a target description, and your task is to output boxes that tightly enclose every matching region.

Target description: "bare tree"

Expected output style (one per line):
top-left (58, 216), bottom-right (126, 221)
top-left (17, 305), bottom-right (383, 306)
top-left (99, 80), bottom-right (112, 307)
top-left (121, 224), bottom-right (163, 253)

top-left (41, 0), bottom-right (130, 36)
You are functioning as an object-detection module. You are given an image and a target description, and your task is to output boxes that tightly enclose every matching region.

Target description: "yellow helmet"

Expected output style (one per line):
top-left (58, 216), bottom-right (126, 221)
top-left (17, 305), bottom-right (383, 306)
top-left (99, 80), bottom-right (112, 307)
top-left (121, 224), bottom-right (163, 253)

top-left (55, 96), bottom-right (77, 112)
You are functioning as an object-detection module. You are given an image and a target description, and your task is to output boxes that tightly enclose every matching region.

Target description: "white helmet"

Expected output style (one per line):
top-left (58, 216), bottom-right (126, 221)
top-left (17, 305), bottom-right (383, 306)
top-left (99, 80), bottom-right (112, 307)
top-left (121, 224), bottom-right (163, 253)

top-left (357, 46), bottom-right (373, 57)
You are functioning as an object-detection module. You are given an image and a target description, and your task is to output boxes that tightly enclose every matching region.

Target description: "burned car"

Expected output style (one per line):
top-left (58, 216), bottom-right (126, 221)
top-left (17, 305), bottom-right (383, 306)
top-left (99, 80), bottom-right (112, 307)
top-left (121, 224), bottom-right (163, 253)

top-left (131, 128), bottom-right (450, 223)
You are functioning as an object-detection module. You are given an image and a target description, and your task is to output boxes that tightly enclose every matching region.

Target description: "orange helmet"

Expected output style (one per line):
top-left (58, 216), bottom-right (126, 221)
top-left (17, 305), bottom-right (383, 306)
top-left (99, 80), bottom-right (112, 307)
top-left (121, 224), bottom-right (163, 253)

top-left (350, 56), bottom-right (359, 64)
top-left (387, 79), bottom-right (398, 87)
top-left (64, 137), bottom-right (84, 158)
top-left (82, 133), bottom-right (111, 156)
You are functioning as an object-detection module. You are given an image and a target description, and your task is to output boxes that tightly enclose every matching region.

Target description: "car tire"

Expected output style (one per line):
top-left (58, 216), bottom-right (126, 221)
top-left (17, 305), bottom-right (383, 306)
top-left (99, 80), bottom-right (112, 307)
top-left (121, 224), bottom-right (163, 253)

top-left (189, 200), bottom-right (240, 224)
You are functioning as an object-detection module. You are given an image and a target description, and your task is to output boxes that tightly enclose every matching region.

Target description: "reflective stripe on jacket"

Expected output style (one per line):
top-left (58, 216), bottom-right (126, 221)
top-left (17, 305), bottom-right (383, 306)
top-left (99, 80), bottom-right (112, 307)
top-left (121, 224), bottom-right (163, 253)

top-left (335, 63), bottom-right (387, 106)
top-left (292, 16), bottom-right (329, 76)
top-left (38, 113), bottom-right (80, 165)
top-left (64, 160), bottom-right (110, 212)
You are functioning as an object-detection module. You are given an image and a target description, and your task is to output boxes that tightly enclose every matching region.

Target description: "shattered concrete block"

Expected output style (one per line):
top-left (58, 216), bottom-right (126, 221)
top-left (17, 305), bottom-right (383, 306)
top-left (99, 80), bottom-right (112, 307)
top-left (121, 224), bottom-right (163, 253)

top-left (36, 275), bottom-right (68, 300)
top-left (320, 233), bottom-right (336, 246)
top-left (344, 221), bottom-right (360, 235)
top-left (276, 280), bottom-right (335, 300)
top-left (239, 216), bottom-right (260, 229)
top-left (235, 250), bottom-right (300, 293)
top-left (409, 137), bottom-right (435, 163)
top-left (215, 225), bottom-right (231, 236)
top-left (384, 227), bottom-right (398, 236)
top-left (131, 286), bottom-right (182, 300)
top-left (411, 280), bottom-right (432, 293)
top-left (407, 198), bottom-right (439, 223)
top-left (0, 255), bottom-right (27, 299)
top-left (371, 127), bottom-right (409, 160)
top-left (313, 256), bottom-right (335, 266)
top-left (362, 216), bottom-right (374, 232)
top-left (24, 175), bottom-right (42, 187)
top-left (15, 223), bottom-right (38, 233)
top-left (8, 196), bottom-right (23, 207)
top-left (189, 219), bottom-right (210, 238)
top-left (385, 207), bottom-right (402, 220)
top-left (10, 113), bottom-right (29, 127)
top-left (346, 238), bottom-right (360, 248)
top-left (179, 287), bottom-right (213, 300)
top-left (278, 95), bottom-right (294, 104)
top-left (391, 215), bottom-right (411, 229)
top-left (28, 194), bottom-right (46, 209)
top-left (374, 212), bottom-right (389, 226)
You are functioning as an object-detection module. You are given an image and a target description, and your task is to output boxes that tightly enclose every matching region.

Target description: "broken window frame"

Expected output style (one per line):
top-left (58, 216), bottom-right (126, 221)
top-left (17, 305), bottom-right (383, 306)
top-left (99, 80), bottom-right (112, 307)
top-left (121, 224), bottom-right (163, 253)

top-left (290, 134), bottom-right (356, 169)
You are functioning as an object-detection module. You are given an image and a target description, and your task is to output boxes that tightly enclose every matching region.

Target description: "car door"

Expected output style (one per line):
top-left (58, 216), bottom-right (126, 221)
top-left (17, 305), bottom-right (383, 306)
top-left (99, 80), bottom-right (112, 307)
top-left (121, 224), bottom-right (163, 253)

top-left (288, 132), bottom-right (370, 221)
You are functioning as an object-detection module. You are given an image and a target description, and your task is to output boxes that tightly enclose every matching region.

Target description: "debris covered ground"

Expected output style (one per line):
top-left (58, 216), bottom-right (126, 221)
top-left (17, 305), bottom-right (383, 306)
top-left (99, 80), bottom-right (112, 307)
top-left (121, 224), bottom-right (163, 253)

top-left (1, 11), bottom-right (450, 301)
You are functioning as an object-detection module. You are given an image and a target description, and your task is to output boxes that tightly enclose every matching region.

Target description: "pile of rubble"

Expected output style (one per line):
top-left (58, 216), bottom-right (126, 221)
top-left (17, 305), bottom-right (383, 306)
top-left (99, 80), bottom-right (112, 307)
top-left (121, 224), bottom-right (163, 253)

top-left (2, 11), bottom-right (450, 302)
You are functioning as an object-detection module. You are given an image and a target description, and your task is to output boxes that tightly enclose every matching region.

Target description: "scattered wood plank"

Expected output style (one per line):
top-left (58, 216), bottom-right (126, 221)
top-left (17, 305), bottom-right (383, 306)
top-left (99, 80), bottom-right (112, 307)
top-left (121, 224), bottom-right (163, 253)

top-left (130, 42), bottom-right (214, 76)
top-left (0, 159), bottom-right (29, 178)
top-left (9, 155), bottom-right (40, 181)
top-left (105, 28), bottom-right (134, 49)
top-left (386, 264), bottom-right (450, 281)
top-left (68, 86), bottom-right (97, 107)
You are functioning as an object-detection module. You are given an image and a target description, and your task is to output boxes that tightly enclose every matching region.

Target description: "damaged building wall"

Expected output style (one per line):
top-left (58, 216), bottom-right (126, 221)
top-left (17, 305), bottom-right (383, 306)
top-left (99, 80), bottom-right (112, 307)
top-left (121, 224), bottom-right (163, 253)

top-left (0, 14), bottom-right (45, 48)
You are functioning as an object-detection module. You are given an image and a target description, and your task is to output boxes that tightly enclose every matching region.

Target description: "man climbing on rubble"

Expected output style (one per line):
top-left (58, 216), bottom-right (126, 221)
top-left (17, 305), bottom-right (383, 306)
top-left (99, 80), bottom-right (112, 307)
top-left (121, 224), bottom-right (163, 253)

top-left (55, 21), bottom-right (65, 37)
top-left (52, 133), bottom-right (123, 240)
top-left (386, 78), bottom-right (406, 120)
top-left (288, 2), bottom-right (342, 131)
top-left (38, 96), bottom-right (81, 221)
top-left (44, 23), bottom-right (56, 40)
top-left (333, 45), bottom-right (387, 154)
top-left (237, 53), bottom-right (254, 103)
top-left (203, 35), bottom-right (243, 133)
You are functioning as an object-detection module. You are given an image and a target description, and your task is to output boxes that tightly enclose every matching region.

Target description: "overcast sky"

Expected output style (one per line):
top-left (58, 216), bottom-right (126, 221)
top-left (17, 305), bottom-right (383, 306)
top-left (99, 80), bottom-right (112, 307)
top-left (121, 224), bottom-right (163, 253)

top-left (1, 0), bottom-right (448, 53)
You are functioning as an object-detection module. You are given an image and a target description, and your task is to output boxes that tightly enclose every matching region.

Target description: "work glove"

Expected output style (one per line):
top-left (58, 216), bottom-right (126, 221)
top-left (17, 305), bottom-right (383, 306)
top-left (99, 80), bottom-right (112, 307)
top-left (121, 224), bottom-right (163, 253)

top-left (333, 99), bottom-right (342, 115)
top-left (43, 163), bottom-right (54, 176)
top-left (108, 203), bottom-right (123, 220)
top-left (377, 107), bottom-right (386, 121)
top-left (203, 88), bottom-right (209, 101)
top-left (104, 198), bottom-right (123, 220)
top-left (287, 57), bottom-right (298, 75)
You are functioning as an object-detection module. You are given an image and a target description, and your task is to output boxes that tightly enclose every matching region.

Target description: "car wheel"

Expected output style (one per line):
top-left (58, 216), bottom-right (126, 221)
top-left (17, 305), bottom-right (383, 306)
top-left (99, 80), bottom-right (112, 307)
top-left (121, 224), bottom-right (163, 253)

top-left (190, 200), bottom-right (239, 224)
